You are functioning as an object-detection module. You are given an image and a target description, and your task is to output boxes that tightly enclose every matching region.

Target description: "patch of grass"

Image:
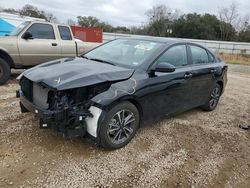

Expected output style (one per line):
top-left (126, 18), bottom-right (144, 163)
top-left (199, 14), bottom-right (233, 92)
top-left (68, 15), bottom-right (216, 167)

top-left (218, 53), bottom-right (250, 66)
top-left (225, 61), bottom-right (250, 66)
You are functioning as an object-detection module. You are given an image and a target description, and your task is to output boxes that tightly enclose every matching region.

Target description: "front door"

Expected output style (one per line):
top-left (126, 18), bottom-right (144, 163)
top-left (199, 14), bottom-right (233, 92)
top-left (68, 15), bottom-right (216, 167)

top-left (139, 44), bottom-right (194, 120)
top-left (18, 23), bottom-right (61, 66)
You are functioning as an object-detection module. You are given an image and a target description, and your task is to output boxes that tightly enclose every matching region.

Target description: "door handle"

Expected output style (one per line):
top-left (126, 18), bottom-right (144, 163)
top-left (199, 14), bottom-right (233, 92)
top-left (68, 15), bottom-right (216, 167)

top-left (210, 69), bottom-right (216, 73)
top-left (52, 43), bottom-right (58, 46)
top-left (184, 73), bottom-right (193, 79)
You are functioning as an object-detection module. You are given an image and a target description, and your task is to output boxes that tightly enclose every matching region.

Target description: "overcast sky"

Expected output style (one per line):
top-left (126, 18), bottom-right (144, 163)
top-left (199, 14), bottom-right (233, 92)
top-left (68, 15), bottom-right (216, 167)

top-left (1, 0), bottom-right (250, 26)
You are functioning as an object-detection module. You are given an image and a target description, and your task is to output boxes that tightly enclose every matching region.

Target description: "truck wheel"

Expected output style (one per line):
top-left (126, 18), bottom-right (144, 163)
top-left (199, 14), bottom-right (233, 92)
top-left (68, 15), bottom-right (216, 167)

top-left (0, 58), bottom-right (11, 85)
top-left (99, 101), bottom-right (140, 149)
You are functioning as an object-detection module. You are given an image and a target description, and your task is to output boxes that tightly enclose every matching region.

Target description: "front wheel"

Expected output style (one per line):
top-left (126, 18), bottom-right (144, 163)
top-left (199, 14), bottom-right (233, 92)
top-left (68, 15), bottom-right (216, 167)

top-left (99, 101), bottom-right (140, 149)
top-left (201, 83), bottom-right (222, 111)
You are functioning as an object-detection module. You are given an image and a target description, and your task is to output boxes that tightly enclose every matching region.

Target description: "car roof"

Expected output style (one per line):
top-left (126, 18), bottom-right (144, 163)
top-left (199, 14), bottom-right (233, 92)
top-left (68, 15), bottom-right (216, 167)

top-left (120, 36), bottom-right (214, 54)
top-left (119, 36), bottom-right (185, 44)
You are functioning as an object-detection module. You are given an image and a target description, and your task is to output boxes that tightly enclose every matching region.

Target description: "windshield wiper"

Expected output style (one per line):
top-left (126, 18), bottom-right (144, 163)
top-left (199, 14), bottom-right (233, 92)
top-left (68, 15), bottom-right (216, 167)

top-left (81, 55), bottom-right (116, 66)
top-left (89, 58), bottom-right (116, 66)
top-left (81, 55), bottom-right (89, 59)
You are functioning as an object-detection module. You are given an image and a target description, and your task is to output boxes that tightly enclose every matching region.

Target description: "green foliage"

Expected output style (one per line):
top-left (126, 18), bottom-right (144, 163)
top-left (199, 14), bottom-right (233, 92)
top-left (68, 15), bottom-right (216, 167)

top-left (77, 16), bottom-right (130, 33)
top-left (145, 5), bottom-right (176, 37)
top-left (75, 11), bottom-right (246, 42)
top-left (218, 21), bottom-right (237, 41)
top-left (238, 24), bottom-right (250, 42)
top-left (112, 26), bottom-right (130, 33)
top-left (1, 4), bottom-right (57, 22)
top-left (1, 3), bottom-right (249, 42)
top-left (95, 22), bottom-right (113, 32)
top-left (2, 8), bottom-right (19, 14)
top-left (19, 4), bottom-right (47, 20)
top-left (77, 16), bottom-right (100, 27)
top-left (171, 13), bottom-right (236, 40)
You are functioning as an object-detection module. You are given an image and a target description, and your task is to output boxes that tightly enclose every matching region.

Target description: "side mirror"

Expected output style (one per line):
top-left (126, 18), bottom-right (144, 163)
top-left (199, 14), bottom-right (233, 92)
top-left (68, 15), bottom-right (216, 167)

top-left (22, 32), bottom-right (33, 40)
top-left (155, 62), bottom-right (176, 73)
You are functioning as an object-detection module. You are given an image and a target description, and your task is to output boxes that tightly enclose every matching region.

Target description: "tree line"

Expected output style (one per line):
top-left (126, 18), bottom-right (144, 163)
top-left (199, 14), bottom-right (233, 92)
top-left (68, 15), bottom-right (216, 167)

top-left (1, 3), bottom-right (249, 42)
top-left (1, 4), bottom-right (57, 22)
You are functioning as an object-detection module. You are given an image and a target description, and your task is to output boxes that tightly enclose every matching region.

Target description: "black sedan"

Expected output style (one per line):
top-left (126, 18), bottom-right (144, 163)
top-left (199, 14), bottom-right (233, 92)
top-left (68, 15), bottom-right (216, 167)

top-left (16, 37), bottom-right (228, 149)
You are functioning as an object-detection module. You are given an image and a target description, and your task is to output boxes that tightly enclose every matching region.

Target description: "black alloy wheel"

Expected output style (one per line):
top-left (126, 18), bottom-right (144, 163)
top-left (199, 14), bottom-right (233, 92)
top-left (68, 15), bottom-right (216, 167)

top-left (202, 83), bottom-right (222, 111)
top-left (99, 101), bottom-right (139, 149)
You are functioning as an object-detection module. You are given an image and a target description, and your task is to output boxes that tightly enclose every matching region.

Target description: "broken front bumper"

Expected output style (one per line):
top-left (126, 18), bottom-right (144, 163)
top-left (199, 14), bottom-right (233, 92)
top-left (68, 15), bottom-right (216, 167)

top-left (17, 89), bottom-right (90, 137)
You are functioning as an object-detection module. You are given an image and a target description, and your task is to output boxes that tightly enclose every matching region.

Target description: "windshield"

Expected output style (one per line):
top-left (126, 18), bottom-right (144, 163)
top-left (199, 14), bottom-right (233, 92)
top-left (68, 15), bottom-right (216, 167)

top-left (8, 21), bottom-right (30, 36)
top-left (83, 39), bottom-right (162, 68)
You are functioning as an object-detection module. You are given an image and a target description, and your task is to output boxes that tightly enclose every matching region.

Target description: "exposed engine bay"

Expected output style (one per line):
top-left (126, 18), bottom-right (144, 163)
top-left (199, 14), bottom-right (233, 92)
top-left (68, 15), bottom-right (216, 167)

top-left (17, 76), bottom-right (112, 138)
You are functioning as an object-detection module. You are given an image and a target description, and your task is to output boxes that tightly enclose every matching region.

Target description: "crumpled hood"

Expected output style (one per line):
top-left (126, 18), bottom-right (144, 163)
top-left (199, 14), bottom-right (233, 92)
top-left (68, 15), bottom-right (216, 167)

top-left (20, 57), bottom-right (134, 90)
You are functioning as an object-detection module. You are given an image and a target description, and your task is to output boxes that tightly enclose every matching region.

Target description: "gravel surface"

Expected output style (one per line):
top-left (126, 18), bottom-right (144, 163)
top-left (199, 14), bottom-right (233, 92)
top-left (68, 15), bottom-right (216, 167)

top-left (0, 64), bottom-right (250, 188)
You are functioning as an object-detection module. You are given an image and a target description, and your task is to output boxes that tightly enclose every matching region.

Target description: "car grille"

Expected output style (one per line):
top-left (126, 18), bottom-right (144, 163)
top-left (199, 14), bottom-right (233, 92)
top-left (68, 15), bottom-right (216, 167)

top-left (20, 77), bottom-right (49, 109)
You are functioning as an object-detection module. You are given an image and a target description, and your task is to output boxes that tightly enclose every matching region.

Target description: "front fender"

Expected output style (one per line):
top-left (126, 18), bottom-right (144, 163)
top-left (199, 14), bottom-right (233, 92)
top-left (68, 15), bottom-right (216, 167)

top-left (91, 78), bottom-right (138, 109)
top-left (0, 47), bottom-right (9, 54)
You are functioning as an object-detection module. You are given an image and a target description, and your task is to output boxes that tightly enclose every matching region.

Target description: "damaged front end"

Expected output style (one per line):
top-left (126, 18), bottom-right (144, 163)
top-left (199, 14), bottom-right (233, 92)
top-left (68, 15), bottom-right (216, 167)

top-left (17, 76), bottom-right (111, 138)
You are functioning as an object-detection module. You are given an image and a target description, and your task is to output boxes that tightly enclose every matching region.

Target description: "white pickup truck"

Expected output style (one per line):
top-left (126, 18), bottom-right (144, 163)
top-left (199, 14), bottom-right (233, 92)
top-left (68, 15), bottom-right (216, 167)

top-left (0, 21), bottom-right (100, 84)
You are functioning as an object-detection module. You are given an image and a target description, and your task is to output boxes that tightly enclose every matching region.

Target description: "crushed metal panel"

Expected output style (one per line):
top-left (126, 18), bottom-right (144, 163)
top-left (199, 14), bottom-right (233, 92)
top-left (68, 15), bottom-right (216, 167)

top-left (22, 57), bottom-right (134, 90)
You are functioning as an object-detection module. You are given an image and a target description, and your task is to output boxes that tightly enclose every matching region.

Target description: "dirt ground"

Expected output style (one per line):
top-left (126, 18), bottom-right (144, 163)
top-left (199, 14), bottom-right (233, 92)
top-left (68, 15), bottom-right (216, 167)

top-left (0, 65), bottom-right (249, 188)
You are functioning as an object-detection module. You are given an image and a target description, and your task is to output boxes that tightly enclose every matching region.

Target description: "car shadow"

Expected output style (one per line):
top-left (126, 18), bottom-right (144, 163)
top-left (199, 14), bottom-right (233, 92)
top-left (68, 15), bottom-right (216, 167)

top-left (141, 108), bottom-right (203, 128)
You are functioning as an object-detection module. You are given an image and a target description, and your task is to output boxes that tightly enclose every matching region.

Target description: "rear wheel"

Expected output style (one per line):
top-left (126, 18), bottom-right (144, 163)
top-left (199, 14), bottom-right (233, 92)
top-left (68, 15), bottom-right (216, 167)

top-left (201, 83), bottom-right (222, 111)
top-left (99, 101), bottom-right (140, 149)
top-left (0, 58), bottom-right (11, 85)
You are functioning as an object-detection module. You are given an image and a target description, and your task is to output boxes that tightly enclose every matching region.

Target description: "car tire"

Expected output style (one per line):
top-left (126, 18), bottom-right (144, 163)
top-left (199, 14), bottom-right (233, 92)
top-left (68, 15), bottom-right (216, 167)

top-left (201, 83), bottom-right (222, 111)
top-left (0, 58), bottom-right (11, 85)
top-left (99, 101), bottom-right (140, 149)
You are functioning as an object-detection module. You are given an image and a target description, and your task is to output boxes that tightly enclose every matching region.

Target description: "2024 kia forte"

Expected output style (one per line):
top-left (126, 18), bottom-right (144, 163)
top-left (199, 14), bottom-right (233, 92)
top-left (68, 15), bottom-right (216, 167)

top-left (16, 37), bottom-right (227, 149)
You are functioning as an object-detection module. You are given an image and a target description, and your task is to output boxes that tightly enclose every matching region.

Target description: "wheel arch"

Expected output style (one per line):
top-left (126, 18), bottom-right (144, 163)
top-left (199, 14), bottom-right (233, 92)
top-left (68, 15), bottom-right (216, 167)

top-left (95, 95), bottom-right (143, 146)
top-left (126, 98), bottom-right (143, 126)
top-left (102, 95), bottom-right (144, 126)
top-left (0, 50), bottom-right (15, 68)
top-left (216, 80), bottom-right (224, 91)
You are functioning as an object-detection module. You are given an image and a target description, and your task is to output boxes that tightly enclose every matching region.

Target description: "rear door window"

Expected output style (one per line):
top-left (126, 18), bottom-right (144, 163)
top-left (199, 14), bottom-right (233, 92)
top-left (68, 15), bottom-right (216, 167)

top-left (26, 23), bottom-right (55, 39)
top-left (190, 45), bottom-right (209, 64)
top-left (58, 26), bottom-right (72, 40)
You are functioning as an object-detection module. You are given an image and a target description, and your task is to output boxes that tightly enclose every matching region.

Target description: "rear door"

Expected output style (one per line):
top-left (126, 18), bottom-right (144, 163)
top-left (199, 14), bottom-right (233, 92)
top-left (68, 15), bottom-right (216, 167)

top-left (188, 44), bottom-right (217, 107)
top-left (57, 25), bottom-right (77, 57)
top-left (18, 23), bottom-right (61, 66)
